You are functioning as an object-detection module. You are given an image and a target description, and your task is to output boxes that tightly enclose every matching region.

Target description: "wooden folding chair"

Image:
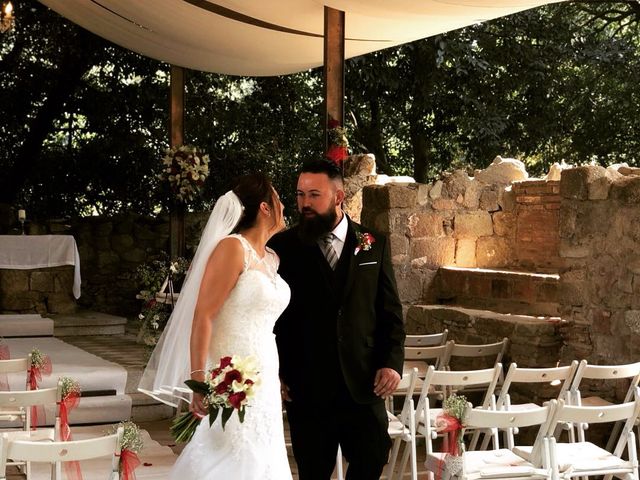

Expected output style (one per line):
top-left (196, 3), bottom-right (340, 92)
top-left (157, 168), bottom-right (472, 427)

top-left (0, 427), bottom-right (123, 480)
top-left (426, 401), bottom-right (557, 480)
top-left (443, 338), bottom-right (510, 372)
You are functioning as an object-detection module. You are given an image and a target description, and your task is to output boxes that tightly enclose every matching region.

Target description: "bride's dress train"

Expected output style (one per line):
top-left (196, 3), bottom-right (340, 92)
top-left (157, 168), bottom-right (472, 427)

top-left (169, 234), bottom-right (292, 480)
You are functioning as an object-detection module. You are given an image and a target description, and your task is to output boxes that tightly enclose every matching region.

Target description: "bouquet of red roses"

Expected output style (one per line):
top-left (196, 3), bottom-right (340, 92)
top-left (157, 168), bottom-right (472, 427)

top-left (171, 355), bottom-right (259, 443)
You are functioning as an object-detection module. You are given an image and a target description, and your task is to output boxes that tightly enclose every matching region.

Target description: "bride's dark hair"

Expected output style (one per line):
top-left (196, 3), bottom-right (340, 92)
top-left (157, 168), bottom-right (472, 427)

top-left (232, 172), bottom-right (275, 231)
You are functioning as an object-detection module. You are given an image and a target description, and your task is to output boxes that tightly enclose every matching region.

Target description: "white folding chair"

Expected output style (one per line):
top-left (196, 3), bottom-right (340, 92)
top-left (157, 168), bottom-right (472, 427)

top-left (404, 330), bottom-right (449, 373)
top-left (443, 338), bottom-right (509, 373)
top-left (539, 390), bottom-right (640, 480)
top-left (0, 427), bottom-right (123, 480)
top-left (386, 368), bottom-right (420, 480)
top-left (475, 361), bottom-right (579, 450)
top-left (426, 401), bottom-right (557, 480)
top-left (567, 360), bottom-right (640, 448)
top-left (0, 383), bottom-right (61, 478)
top-left (0, 356), bottom-right (31, 424)
top-left (416, 364), bottom-right (503, 460)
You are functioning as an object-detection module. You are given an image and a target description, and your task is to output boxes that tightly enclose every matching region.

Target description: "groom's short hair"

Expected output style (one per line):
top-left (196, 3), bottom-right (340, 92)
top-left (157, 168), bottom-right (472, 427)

top-left (300, 159), bottom-right (343, 184)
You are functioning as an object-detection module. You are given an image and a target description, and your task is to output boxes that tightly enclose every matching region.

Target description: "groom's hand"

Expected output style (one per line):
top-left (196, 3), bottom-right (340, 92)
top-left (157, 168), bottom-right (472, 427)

top-left (374, 368), bottom-right (401, 398)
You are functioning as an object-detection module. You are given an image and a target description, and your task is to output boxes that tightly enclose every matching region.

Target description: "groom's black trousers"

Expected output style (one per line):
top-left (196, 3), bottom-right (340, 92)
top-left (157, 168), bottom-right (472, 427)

top-left (285, 381), bottom-right (391, 480)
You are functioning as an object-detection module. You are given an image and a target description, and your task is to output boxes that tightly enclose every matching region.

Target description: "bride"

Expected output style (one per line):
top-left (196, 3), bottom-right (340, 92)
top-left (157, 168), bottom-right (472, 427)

top-left (138, 173), bottom-right (292, 479)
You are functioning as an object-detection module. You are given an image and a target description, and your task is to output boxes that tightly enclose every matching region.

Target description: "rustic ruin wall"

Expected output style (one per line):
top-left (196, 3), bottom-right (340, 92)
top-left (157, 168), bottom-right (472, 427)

top-left (558, 165), bottom-right (640, 369)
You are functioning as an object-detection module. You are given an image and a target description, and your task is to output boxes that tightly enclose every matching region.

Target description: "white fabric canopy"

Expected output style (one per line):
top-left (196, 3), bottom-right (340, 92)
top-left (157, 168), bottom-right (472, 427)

top-left (39, 0), bottom-right (565, 76)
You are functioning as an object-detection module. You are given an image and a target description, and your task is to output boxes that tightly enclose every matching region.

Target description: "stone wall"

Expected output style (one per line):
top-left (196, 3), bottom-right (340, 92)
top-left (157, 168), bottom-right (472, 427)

top-left (558, 166), bottom-right (640, 370)
top-left (0, 213), bottom-right (209, 317)
top-left (360, 158), bottom-right (563, 306)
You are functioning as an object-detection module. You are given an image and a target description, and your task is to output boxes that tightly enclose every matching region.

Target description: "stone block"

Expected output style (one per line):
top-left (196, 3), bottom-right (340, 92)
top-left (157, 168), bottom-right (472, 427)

top-left (610, 175), bottom-right (640, 204)
top-left (96, 251), bottom-right (121, 268)
top-left (417, 184), bottom-right (431, 206)
top-left (455, 239), bottom-right (477, 267)
top-left (387, 184), bottom-right (418, 208)
top-left (410, 237), bottom-right (456, 268)
top-left (463, 181), bottom-right (481, 209)
top-left (558, 242), bottom-right (590, 259)
top-left (406, 212), bottom-right (445, 238)
top-left (53, 268), bottom-right (75, 293)
top-left (474, 156), bottom-right (529, 184)
top-left (476, 236), bottom-right (514, 268)
top-left (389, 233), bottom-right (409, 256)
top-left (560, 166), bottom-right (607, 200)
top-left (0, 269), bottom-right (29, 294)
top-left (498, 186), bottom-right (516, 212)
top-left (394, 269), bottom-right (424, 304)
top-left (432, 198), bottom-right (457, 210)
top-left (492, 211), bottom-right (516, 237)
top-left (479, 189), bottom-right (499, 211)
top-left (454, 211), bottom-right (493, 238)
top-left (429, 180), bottom-right (443, 199)
top-left (30, 271), bottom-right (54, 292)
top-left (46, 293), bottom-right (76, 314)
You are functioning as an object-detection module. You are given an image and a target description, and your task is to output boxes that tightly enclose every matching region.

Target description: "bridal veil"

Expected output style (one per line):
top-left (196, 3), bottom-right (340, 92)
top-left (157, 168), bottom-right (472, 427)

top-left (138, 190), bottom-right (244, 407)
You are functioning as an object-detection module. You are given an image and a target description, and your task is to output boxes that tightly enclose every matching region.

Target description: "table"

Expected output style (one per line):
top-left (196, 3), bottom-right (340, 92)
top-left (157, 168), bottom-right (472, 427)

top-left (0, 235), bottom-right (81, 298)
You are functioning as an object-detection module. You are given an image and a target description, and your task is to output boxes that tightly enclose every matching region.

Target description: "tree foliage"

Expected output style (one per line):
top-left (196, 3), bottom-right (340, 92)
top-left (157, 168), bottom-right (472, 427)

top-left (0, 1), bottom-right (638, 217)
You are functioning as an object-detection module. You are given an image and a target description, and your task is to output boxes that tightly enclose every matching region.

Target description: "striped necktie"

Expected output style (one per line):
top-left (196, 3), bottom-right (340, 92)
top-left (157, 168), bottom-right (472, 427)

top-left (322, 233), bottom-right (339, 270)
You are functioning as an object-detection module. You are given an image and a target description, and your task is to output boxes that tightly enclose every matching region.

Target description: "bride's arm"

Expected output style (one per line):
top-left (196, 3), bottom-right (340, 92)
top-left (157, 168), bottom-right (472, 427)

top-left (189, 237), bottom-right (244, 414)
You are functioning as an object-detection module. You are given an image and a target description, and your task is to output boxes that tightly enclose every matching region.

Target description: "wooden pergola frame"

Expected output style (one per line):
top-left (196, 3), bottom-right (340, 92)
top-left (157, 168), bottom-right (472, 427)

top-left (169, 6), bottom-right (346, 258)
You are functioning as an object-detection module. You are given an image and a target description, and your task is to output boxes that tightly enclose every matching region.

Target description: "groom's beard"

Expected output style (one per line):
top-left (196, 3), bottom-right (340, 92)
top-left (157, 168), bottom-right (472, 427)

top-left (297, 207), bottom-right (337, 245)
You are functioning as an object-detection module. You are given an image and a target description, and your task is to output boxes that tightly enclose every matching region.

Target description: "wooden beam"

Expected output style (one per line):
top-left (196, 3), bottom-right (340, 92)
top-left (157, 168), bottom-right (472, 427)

top-left (323, 6), bottom-right (345, 148)
top-left (170, 65), bottom-right (185, 148)
top-left (169, 65), bottom-right (186, 259)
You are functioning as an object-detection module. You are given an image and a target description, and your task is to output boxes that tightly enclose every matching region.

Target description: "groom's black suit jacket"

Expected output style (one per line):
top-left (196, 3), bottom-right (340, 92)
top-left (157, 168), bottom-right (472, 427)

top-left (269, 217), bottom-right (405, 406)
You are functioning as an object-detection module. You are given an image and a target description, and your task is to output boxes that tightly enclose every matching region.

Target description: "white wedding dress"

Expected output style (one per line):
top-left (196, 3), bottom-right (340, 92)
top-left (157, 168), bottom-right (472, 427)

top-left (169, 234), bottom-right (292, 480)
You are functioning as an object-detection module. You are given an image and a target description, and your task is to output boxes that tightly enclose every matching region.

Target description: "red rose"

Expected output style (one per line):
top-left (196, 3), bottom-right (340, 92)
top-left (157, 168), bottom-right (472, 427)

top-left (326, 145), bottom-right (348, 165)
top-left (224, 369), bottom-right (242, 385)
top-left (215, 382), bottom-right (228, 394)
top-left (219, 356), bottom-right (233, 369)
top-left (228, 391), bottom-right (246, 409)
top-left (244, 379), bottom-right (254, 385)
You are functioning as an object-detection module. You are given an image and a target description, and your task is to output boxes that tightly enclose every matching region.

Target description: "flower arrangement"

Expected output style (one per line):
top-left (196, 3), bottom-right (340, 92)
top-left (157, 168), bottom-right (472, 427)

top-left (159, 145), bottom-right (210, 203)
top-left (107, 421), bottom-right (143, 480)
top-left (171, 355), bottom-right (260, 443)
top-left (354, 230), bottom-right (376, 255)
top-left (58, 377), bottom-right (81, 441)
top-left (136, 257), bottom-right (189, 349)
top-left (325, 118), bottom-right (349, 165)
top-left (28, 348), bottom-right (52, 427)
top-left (435, 394), bottom-right (468, 477)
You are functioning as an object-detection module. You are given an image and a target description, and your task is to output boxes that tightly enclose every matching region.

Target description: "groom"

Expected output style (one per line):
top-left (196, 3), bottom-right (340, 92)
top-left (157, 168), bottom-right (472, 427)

top-left (270, 159), bottom-right (405, 480)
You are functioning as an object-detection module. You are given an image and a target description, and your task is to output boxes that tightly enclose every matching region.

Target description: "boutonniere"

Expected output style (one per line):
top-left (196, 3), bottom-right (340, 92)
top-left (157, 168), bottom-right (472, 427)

top-left (354, 230), bottom-right (376, 255)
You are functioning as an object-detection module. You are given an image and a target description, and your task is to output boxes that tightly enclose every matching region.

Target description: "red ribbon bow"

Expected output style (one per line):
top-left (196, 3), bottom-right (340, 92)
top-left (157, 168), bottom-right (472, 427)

top-left (27, 355), bottom-right (52, 428)
top-left (58, 392), bottom-right (83, 480)
top-left (119, 449), bottom-right (141, 480)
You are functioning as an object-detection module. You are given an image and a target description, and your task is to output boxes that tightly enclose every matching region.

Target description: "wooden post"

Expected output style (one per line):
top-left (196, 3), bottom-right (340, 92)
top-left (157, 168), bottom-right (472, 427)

top-left (323, 6), bottom-right (345, 149)
top-left (170, 65), bottom-right (186, 259)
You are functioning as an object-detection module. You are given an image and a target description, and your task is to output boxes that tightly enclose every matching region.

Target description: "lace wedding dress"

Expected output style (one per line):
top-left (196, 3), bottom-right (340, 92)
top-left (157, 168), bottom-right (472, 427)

top-left (169, 234), bottom-right (292, 480)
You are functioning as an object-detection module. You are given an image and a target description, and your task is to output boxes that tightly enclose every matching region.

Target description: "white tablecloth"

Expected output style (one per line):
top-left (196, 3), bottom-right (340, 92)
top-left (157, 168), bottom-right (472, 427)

top-left (0, 235), bottom-right (81, 298)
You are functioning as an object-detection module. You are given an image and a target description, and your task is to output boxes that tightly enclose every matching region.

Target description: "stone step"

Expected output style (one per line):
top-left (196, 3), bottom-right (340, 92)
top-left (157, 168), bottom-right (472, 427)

top-left (406, 304), bottom-right (565, 367)
top-left (51, 310), bottom-right (127, 336)
top-left (129, 392), bottom-right (176, 422)
top-left (433, 266), bottom-right (560, 317)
